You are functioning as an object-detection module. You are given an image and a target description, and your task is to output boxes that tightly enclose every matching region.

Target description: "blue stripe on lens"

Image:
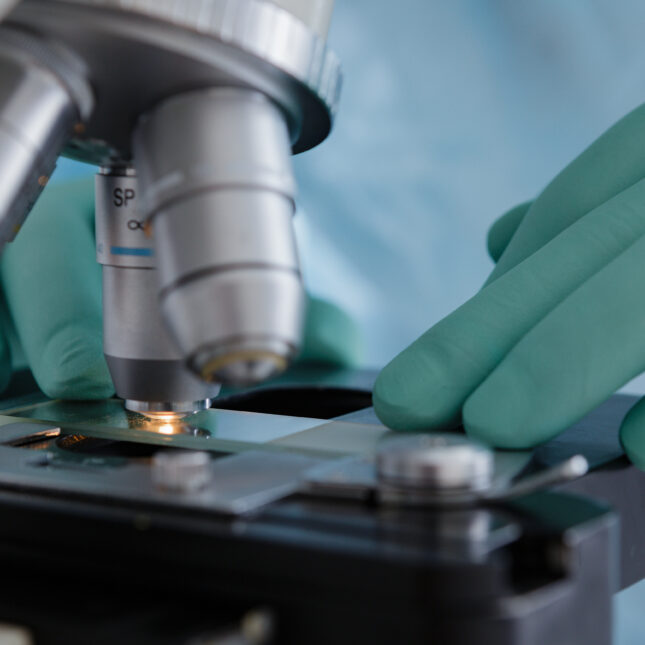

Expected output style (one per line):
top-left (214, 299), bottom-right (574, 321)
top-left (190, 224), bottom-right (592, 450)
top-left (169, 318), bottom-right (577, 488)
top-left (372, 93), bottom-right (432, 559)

top-left (110, 246), bottom-right (154, 257)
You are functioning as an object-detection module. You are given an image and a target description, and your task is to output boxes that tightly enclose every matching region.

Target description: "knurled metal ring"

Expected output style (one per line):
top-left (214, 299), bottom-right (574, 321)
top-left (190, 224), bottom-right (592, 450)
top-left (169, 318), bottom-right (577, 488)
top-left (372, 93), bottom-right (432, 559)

top-left (52, 0), bottom-right (341, 117)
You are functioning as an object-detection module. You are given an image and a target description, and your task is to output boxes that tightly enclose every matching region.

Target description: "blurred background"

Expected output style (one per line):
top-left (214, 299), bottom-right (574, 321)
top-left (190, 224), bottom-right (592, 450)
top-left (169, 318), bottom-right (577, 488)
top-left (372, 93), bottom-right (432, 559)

top-left (52, 2), bottom-right (645, 638)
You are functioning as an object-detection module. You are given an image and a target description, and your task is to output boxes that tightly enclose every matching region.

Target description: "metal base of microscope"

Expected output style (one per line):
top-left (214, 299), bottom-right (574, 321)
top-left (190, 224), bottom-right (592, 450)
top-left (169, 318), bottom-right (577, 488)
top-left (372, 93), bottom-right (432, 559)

top-left (0, 367), bottom-right (640, 645)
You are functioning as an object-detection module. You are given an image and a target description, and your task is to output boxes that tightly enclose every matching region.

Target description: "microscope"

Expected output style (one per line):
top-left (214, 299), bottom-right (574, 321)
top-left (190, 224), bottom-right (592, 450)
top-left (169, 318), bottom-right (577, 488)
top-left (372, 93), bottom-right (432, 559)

top-left (0, 7), bottom-right (643, 643)
top-left (0, 0), bottom-right (341, 417)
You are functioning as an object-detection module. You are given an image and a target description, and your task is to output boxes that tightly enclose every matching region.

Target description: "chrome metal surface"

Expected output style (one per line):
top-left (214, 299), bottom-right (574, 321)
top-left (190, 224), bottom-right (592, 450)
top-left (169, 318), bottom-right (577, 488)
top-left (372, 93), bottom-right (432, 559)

top-left (126, 399), bottom-right (213, 416)
top-left (0, 27), bottom-right (90, 246)
top-left (376, 450), bottom-right (588, 508)
top-left (97, 169), bottom-right (221, 408)
top-left (0, 1), bottom-right (20, 21)
top-left (272, 0), bottom-right (334, 37)
top-left (134, 88), bottom-right (304, 386)
top-left (306, 435), bottom-right (588, 509)
top-left (7, 0), bottom-right (341, 161)
top-left (0, 403), bottom-right (591, 514)
top-left (152, 450), bottom-right (212, 493)
top-left (494, 455), bottom-right (589, 502)
top-left (0, 421), bottom-right (61, 445)
top-left (62, 0), bottom-right (341, 120)
top-left (0, 440), bottom-right (323, 514)
top-left (0, 26), bottom-right (93, 120)
top-left (377, 434), bottom-right (495, 492)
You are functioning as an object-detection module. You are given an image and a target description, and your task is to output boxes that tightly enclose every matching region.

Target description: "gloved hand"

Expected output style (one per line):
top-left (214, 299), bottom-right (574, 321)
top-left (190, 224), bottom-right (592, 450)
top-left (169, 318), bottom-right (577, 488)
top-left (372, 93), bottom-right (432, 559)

top-left (373, 102), bottom-right (645, 469)
top-left (0, 176), bottom-right (360, 401)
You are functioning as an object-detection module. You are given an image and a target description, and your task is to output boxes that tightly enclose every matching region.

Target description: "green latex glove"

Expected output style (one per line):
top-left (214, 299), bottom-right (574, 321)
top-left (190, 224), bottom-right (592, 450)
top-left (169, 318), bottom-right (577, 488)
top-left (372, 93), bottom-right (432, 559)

top-left (0, 177), bottom-right (360, 400)
top-left (374, 102), bottom-right (645, 468)
top-left (1, 178), bottom-right (112, 399)
top-left (298, 295), bottom-right (362, 367)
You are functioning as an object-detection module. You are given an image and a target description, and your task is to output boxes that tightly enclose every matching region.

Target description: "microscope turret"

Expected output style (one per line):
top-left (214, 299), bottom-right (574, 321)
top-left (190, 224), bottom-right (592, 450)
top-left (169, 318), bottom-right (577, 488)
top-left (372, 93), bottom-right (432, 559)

top-left (0, 0), bottom-right (341, 416)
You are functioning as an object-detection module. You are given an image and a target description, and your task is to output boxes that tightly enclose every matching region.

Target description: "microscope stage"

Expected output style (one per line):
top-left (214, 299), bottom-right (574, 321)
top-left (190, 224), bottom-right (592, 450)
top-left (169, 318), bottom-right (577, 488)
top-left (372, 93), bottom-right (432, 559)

top-left (0, 370), bottom-right (638, 645)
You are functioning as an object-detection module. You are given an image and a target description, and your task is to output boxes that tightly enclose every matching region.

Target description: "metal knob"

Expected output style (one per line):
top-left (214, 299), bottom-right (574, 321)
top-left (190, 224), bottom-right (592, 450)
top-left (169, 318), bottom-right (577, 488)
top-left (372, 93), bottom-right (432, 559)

top-left (376, 434), bottom-right (494, 493)
top-left (151, 450), bottom-right (211, 494)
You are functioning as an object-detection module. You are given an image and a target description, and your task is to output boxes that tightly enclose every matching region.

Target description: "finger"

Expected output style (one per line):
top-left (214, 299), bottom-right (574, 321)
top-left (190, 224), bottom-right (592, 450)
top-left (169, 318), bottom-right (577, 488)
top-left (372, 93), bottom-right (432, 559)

top-left (464, 233), bottom-right (645, 448)
top-left (488, 103), bottom-right (645, 284)
top-left (619, 397), bottom-right (645, 470)
top-left (373, 178), bottom-right (645, 432)
top-left (298, 295), bottom-right (362, 367)
top-left (0, 177), bottom-right (114, 399)
top-left (487, 201), bottom-right (532, 263)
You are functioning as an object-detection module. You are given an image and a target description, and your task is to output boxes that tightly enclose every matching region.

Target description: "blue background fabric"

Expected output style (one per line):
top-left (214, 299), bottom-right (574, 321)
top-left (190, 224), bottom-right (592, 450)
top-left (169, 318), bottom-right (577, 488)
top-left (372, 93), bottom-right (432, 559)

top-left (294, 0), bottom-right (645, 369)
top-left (53, 158), bottom-right (94, 183)
top-left (52, 2), bottom-right (645, 635)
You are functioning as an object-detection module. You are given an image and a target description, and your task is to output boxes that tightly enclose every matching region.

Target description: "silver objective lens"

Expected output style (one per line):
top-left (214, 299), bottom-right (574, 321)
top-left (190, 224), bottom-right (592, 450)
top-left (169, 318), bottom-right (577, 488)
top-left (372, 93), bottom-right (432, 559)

top-left (0, 2), bottom-right (20, 23)
top-left (0, 27), bottom-right (92, 246)
top-left (95, 168), bottom-right (220, 416)
top-left (133, 88), bottom-right (304, 387)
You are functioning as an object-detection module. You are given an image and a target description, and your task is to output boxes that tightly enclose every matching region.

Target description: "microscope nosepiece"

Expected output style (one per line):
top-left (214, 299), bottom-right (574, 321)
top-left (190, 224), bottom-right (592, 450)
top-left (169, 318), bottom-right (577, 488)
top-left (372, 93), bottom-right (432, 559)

top-left (134, 88), bottom-right (304, 387)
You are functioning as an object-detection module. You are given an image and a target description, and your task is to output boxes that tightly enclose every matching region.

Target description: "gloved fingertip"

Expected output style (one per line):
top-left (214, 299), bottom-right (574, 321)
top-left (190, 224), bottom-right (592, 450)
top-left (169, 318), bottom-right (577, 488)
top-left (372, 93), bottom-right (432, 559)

top-left (372, 369), bottom-right (412, 430)
top-left (373, 357), bottom-right (461, 432)
top-left (619, 398), bottom-right (645, 471)
top-left (35, 327), bottom-right (114, 400)
top-left (463, 371), bottom-right (548, 449)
